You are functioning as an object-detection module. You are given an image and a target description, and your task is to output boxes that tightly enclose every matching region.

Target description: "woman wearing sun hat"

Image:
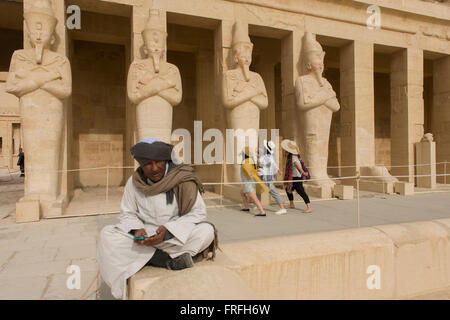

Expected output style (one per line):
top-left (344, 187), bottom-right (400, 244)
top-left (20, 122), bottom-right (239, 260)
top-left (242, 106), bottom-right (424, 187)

top-left (256, 140), bottom-right (287, 215)
top-left (281, 139), bottom-right (312, 213)
top-left (239, 146), bottom-right (269, 216)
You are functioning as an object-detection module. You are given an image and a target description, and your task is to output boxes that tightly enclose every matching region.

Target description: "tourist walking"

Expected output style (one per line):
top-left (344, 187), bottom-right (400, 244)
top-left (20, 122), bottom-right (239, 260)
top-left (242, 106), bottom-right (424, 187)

top-left (240, 147), bottom-right (269, 217)
top-left (257, 141), bottom-right (287, 215)
top-left (281, 139), bottom-right (312, 213)
top-left (17, 148), bottom-right (24, 177)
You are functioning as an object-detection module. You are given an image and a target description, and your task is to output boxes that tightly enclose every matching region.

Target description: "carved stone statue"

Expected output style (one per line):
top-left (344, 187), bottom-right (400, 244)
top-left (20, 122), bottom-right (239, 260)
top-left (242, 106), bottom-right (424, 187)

top-left (6, 0), bottom-right (71, 215)
top-left (127, 9), bottom-right (182, 143)
top-left (222, 21), bottom-right (268, 182)
top-left (295, 32), bottom-right (340, 193)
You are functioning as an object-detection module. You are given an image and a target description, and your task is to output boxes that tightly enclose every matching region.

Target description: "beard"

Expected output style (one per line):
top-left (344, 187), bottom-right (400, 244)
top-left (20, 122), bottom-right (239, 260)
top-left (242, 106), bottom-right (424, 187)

top-left (239, 62), bottom-right (251, 82)
top-left (312, 68), bottom-right (324, 87)
top-left (151, 53), bottom-right (160, 73)
top-left (242, 67), bottom-right (251, 82)
top-left (34, 43), bottom-right (44, 64)
top-left (150, 52), bottom-right (162, 73)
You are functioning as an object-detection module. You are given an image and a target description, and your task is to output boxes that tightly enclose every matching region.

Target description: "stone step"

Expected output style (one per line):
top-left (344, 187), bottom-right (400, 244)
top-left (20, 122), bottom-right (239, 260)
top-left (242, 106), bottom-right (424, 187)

top-left (128, 251), bottom-right (256, 300)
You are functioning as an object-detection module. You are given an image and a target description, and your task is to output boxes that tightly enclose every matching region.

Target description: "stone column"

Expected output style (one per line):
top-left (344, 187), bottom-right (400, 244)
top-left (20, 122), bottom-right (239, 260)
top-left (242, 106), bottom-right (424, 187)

top-left (212, 19), bottom-right (233, 195)
top-left (7, 122), bottom-right (13, 169)
top-left (55, 0), bottom-right (71, 213)
top-left (339, 41), bottom-right (375, 180)
top-left (214, 20), bottom-right (234, 134)
top-left (129, 5), bottom-right (146, 167)
top-left (283, 31), bottom-right (301, 142)
top-left (390, 48), bottom-right (424, 183)
top-left (214, 19), bottom-right (233, 188)
top-left (432, 56), bottom-right (450, 184)
top-left (124, 40), bottom-right (135, 176)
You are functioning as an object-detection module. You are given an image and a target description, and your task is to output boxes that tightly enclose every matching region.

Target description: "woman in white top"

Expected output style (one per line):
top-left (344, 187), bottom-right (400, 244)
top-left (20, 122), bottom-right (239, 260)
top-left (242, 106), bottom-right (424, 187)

top-left (281, 139), bottom-right (312, 213)
top-left (256, 141), bottom-right (287, 215)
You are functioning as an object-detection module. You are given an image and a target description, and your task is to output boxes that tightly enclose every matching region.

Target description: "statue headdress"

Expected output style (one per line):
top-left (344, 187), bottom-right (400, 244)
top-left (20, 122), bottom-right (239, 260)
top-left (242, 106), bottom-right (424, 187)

top-left (302, 32), bottom-right (323, 54)
top-left (232, 21), bottom-right (252, 48)
top-left (24, 0), bottom-right (57, 28)
top-left (143, 9), bottom-right (166, 35)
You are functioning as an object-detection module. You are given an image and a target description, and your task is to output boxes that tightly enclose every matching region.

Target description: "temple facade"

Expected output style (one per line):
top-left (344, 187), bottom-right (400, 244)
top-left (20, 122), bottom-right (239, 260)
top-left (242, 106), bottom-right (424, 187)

top-left (0, 0), bottom-right (449, 218)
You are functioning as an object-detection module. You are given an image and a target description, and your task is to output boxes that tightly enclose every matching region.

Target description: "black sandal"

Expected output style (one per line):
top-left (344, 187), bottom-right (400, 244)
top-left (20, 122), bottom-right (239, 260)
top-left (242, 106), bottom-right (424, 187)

top-left (240, 208), bottom-right (250, 212)
top-left (254, 213), bottom-right (266, 217)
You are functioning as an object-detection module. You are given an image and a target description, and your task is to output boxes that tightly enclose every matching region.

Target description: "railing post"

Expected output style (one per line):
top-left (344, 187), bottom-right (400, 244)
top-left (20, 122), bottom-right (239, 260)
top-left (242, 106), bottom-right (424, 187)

top-left (445, 161), bottom-right (447, 185)
top-left (356, 171), bottom-right (360, 228)
top-left (106, 166), bottom-right (109, 202)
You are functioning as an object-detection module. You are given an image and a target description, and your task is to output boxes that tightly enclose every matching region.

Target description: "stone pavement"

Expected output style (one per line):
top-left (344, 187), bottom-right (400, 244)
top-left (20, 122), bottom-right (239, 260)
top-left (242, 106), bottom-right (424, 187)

top-left (0, 213), bottom-right (115, 299)
top-left (0, 170), bottom-right (23, 220)
top-left (0, 172), bottom-right (449, 299)
top-left (207, 190), bottom-right (450, 243)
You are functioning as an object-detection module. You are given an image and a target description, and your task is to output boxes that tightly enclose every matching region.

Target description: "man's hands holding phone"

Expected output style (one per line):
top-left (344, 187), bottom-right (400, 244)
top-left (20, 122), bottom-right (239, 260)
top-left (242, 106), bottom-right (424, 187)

top-left (133, 226), bottom-right (167, 246)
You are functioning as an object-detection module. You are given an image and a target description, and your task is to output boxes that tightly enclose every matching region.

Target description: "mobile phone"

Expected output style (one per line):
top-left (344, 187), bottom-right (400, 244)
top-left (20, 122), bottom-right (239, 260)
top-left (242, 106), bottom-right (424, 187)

top-left (134, 233), bottom-right (157, 240)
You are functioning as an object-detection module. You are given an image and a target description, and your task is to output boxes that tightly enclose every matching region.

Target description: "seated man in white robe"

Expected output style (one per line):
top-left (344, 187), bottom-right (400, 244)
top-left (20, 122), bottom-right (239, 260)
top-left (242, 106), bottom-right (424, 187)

top-left (97, 138), bottom-right (217, 299)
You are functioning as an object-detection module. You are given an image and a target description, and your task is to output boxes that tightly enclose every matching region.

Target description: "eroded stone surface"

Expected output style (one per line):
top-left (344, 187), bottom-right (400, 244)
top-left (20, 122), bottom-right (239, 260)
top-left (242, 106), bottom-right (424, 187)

top-left (296, 32), bottom-right (340, 196)
top-left (127, 8), bottom-right (182, 143)
top-left (222, 21), bottom-right (268, 183)
top-left (5, 0), bottom-right (72, 218)
top-left (129, 253), bottom-right (256, 300)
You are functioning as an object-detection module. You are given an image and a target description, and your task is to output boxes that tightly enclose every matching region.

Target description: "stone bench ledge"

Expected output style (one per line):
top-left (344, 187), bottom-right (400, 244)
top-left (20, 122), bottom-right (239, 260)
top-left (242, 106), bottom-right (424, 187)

top-left (128, 250), bottom-right (256, 300)
top-left (128, 218), bottom-right (450, 300)
top-left (220, 219), bottom-right (450, 299)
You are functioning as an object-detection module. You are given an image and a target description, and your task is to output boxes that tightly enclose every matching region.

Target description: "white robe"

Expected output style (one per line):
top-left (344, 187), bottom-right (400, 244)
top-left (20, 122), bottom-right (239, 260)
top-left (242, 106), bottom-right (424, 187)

top-left (97, 176), bottom-right (215, 299)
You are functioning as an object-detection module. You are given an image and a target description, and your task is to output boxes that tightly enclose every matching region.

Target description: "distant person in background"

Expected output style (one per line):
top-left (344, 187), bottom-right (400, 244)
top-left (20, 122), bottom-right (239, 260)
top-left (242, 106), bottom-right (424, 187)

top-left (17, 148), bottom-right (24, 177)
top-left (256, 141), bottom-right (287, 215)
top-left (281, 139), bottom-right (312, 213)
top-left (239, 146), bottom-right (269, 217)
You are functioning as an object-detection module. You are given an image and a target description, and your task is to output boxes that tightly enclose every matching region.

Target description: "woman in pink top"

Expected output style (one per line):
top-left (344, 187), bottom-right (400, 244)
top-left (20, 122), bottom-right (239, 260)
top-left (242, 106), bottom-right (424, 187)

top-left (281, 139), bottom-right (312, 213)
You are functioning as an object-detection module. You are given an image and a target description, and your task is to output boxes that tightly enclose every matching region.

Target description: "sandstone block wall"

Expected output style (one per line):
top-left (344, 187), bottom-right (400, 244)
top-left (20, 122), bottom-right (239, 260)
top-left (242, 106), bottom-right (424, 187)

top-left (221, 219), bottom-right (450, 299)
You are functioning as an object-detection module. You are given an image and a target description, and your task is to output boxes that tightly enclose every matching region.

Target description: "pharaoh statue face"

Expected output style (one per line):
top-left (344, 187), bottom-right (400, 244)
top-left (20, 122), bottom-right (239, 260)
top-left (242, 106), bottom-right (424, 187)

top-left (143, 29), bottom-right (166, 73)
top-left (25, 12), bottom-right (56, 64)
top-left (306, 50), bottom-right (325, 75)
top-left (233, 43), bottom-right (253, 68)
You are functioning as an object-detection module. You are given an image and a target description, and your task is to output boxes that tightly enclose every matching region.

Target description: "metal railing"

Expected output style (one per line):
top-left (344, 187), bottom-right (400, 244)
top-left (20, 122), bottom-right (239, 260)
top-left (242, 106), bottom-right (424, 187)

top-left (1, 161), bottom-right (449, 228)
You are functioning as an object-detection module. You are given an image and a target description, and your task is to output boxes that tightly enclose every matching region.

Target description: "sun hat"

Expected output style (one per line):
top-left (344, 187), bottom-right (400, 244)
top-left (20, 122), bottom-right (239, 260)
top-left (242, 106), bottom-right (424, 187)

top-left (281, 139), bottom-right (300, 155)
top-left (263, 140), bottom-right (276, 154)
